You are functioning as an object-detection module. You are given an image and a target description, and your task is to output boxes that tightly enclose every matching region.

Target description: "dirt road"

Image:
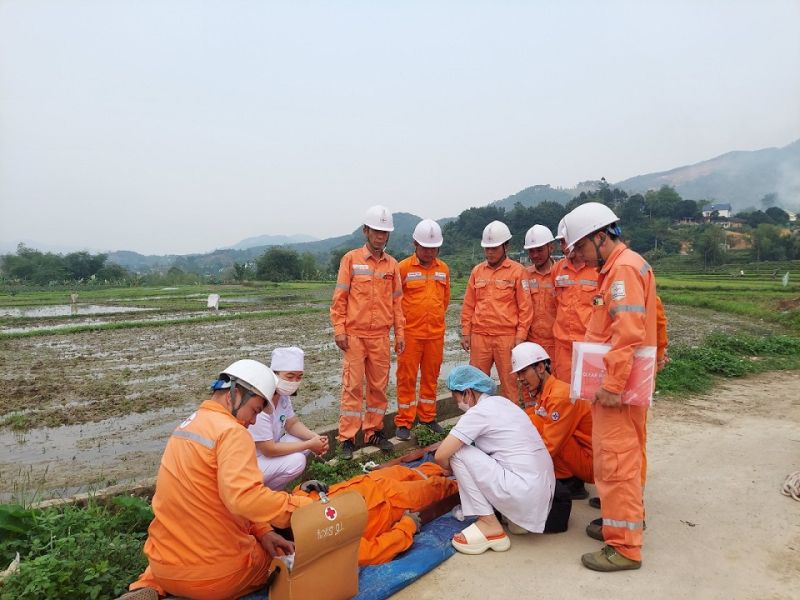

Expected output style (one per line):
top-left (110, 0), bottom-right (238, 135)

top-left (395, 370), bottom-right (800, 600)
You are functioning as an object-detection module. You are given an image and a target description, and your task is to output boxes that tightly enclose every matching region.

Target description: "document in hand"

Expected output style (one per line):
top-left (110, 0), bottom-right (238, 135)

top-left (570, 342), bottom-right (657, 407)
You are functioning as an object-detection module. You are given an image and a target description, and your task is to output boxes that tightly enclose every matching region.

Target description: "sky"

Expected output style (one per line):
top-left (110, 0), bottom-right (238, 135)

top-left (1, 0), bottom-right (799, 255)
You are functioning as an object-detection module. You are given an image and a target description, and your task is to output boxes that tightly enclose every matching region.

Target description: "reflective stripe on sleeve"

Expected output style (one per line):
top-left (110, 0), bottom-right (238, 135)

top-left (393, 290), bottom-right (403, 298)
top-left (609, 304), bottom-right (646, 317)
top-left (640, 263), bottom-right (651, 276)
top-left (335, 283), bottom-right (350, 291)
top-left (171, 430), bottom-right (215, 449)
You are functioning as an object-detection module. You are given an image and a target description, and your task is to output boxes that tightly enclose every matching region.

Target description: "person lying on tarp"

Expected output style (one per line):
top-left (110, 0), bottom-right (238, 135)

top-left (434, 365), bottom-right (555, 555)
top-left (293, 462), bottom-right (458, 566)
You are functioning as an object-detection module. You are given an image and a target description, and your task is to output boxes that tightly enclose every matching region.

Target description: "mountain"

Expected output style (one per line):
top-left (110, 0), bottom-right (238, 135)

top-left (616, 139), bottom-right (800, 210)
top-left (489, 184), bottom-right (572, 210)
top-left (227, 233), bottom-right (318, 250)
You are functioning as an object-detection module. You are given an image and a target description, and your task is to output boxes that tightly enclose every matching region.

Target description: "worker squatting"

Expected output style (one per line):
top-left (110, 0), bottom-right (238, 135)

top-left (126, 202), bottom-right (668, 599)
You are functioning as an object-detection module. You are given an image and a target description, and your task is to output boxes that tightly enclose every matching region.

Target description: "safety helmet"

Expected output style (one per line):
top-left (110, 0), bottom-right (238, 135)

top-left (480, 220), bottom-right (512, 248)
top-left (413, 219), bottom-right (443, 248)
top-left (510, 342), bottom-right (551, 373)
top-left (523, 224), bottom-right (555, 249)
top-left (563, 202), bottom-right (619, 251)
top-left (363, 205), bottom-right (395, 232)
top-left (555, 218), bottom-right (567, 241)
top-left (218, 359), bottom-right (278, 400)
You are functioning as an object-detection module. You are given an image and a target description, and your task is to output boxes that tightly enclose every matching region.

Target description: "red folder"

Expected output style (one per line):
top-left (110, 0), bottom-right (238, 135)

top-left (570, 342), bottom-right (656, 407)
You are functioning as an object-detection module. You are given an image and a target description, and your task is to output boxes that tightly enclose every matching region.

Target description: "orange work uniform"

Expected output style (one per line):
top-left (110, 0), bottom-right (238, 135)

top-left (584, 242), bottom-right (657, 563)
top-left (130, 401), bottom-right (312, 600)
top-left (523, 376), bottom-right (593, 483)
top-left (395, 255), bottom-right (450, 428)
top-left (656, 295), bottom-right (668, 364)
top-left (331, 245), bottom-right (405, 442)
top-left (552, 258), bottom-right (599, 383)
top-left (294, 463), bottom-right (457, 566)
top-left (525, 258), bottom-right (557, 359)
top-left (461, 257), bottom-right (533, 403)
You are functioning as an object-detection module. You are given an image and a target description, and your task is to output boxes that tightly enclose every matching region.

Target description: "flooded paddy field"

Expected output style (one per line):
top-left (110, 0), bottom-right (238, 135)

top-left (0, 282), bottom-right (786, 501)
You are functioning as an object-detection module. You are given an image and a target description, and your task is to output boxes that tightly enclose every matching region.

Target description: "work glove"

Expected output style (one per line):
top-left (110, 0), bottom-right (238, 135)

top-left (299, 479), bottom-right (330, 494)
top-left (404, 511), bottom-right (422, 534)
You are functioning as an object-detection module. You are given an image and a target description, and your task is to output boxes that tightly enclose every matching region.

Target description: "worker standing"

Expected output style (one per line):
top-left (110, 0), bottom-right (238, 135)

top-left (523, 225), bottom-right (557, 360)
top-left (395, 219), bottom-right (451, 441)
top-left (511, 342), bottom-right (593, 498)
top-left (460, 221), bottom-right (532, 404)
top-left (331, 205), bottom-right (405, 460)
top-left (552, 218), bottom-right (599, 382)
top-left (127, 360), bottom-right (313, 600)
top-left (563, 202), bottom-right (657, 572)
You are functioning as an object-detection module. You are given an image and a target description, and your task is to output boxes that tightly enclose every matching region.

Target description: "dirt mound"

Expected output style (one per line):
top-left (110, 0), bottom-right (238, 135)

top-left (776, 297), bottom-right (800, 310)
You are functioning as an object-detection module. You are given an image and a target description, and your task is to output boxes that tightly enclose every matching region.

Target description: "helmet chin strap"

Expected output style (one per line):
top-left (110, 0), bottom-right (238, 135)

top-left (591, 233), bottom-right (607, 271)
top-left (228, 378), bottom-right (255, 417)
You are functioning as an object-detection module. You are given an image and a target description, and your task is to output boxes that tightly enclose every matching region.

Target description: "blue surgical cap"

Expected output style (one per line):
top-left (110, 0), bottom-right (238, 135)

top-left (446, 365), bottom-right (497, 394)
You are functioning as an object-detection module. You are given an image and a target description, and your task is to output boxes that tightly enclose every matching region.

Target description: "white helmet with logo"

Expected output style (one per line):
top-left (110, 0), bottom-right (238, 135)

top-left (481, 220), bottom-right (512, 248)
top-left (413, 219), bottom-right (443, 248)
top-left (563, 202), bottom-right (619, 251)
top-left (219, 359), bottom-right (278, 400)
top-left (363, 205), bottom-right (395, 232)
top-left (523, 224), bottom-right (555, 249)
top-left (510, 342), bottom-right (551, 373)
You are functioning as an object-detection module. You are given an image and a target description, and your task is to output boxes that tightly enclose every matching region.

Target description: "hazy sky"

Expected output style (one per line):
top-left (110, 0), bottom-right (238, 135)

top-left (2, 0), bottom-right (799, 255)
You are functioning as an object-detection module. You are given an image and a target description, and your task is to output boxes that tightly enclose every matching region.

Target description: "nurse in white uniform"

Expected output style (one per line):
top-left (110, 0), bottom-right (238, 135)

top-left (435, 365), bottom-right (555, 554)
top-left (248, 347), bottom-right (329, 489)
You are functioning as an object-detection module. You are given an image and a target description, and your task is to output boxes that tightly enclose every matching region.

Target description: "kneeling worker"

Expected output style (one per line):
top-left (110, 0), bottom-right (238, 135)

top-left (128, 359), bottom-right (313, 600)
top-left (511, 342), bottom-right (593, 498)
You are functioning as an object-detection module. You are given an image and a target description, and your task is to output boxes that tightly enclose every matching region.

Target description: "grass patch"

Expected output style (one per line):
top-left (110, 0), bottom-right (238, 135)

top-left (1, 413), bottom-right (30, 432)
top-left (411, 424), bottom-right (452, 447)
top-left (656, 333), bottom-right (800, 396)
top-left (0, 496), bottom-right (152, 600)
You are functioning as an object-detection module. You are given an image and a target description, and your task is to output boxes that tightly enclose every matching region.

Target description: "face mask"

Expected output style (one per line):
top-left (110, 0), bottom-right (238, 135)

top-left (457, 392), bottom-right (472, 413)
top-left (277, 378), bottom-right (301, 396)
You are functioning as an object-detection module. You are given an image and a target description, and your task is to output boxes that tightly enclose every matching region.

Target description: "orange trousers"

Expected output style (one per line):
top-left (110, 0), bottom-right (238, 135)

top-left (130, 543), bottom-right (270, 600)
top-left (592, 402), bottom-right (647, 562)
top-left (395, 336), bottom-right (444, 428)
top-left (338, 335), bottom-right (390, 442)
top-left (469, 333), bottom-right (517, 403)
top-left (552, 337), bottom-right (574, 383)
top-left (553, 437), bottom-right (594, 483)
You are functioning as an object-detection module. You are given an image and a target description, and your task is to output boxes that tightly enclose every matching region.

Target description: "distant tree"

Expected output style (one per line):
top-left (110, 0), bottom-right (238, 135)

top-left (95, 263), bottom-right (129, 282)
top-left (737, 210), bottom-right (774, 228)
top-left (695, 226), bottom-right (727, 267)
top-left (750, 224), bottom-right (786, 261)
top-left (328, 247), bottom-right (349, 275)
top-left (673, 199), bottom-right (701, 221)
top-left (256, 247), bottom-right (301, 281)
top-left (765, 206), bottom-right (790, 225)
top-left (1, 245), bottom-right (68, 284)
top-left (63, 251), bottom-right (107, 280)
top-left (645, 186), bottom-right (682, 219)
top-left (299, 252), bottom-right (318, 280)
top-left (231, 262), bottom-right (251, 282)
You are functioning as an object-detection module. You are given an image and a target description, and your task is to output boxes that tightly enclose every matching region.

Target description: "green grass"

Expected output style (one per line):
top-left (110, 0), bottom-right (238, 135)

top-left (0, 496), bottom-right (152, 600)
top-left (656, 333), bottom-right (800, 396)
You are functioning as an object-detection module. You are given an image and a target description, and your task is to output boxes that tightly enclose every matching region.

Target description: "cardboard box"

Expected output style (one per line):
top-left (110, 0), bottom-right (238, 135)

top-left (268, 491), bottom-right (368, 600)
top-left (570, 342), bottom-right (656, 407)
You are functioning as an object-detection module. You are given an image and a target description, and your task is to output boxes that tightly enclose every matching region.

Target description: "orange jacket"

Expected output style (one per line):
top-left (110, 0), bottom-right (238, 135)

top-left (523, 376), bottom-right (592, 458)
top-left (526, 259), bottom-right (557, 347)
top-left (398, 254), bottom-right (450, 339)
top-left (552, 258), bottom-right (599, 344)
top-left (294, 463), bottom-right (457, 566)
top-left (331, 245), bottom-right (405, 339)
top-left (656, 295), bottom-right (668, 361)
top-left (143, 401), bottom-right (311, 581)
top-left (585, 243), bottom-right (658, 394)
top-left (461, 258), bottom-right (533, 339)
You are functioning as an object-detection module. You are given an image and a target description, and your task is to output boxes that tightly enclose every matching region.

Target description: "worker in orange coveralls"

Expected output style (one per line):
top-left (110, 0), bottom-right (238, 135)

top-left (523, 224), bottom-right (558, 360)
top-left (563, 202), bottom-right (658, 572)
top-left (331, 205), bottom-right (405, 460)
top-left (394, 219), bottom-right (451, 441)
top-left (551, 218), bottom-right (600, 383)
top-left (460, 220), bottom-right (533, 403)
top-left (294, 462), bottom-right (458, 566)
top-left (511, 342), bottom-right (593, 499)
top-left (127, 360), bottom-right (313, 600)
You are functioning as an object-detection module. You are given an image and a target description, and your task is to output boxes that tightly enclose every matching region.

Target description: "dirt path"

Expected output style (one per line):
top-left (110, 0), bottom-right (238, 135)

top-left (394, 370), bottom-right (800, 600)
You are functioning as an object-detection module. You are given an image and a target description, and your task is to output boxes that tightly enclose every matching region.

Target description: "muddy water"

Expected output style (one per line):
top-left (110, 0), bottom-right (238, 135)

top-left (0, 305), bottom-right (154, 318)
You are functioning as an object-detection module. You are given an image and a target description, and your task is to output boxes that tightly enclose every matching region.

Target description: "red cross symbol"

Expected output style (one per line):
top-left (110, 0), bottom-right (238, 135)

top-left (324, 506), bottom-right (337, 521)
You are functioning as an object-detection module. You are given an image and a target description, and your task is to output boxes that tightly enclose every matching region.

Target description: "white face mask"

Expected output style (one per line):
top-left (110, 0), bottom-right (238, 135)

top-left (457, 392), bottom-right (472, 413)
top-left (277, 378), bottom-right (301, 396)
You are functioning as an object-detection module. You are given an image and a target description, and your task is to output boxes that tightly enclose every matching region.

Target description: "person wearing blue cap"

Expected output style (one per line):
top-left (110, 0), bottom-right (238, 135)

top-left (434, 365), bottom-right (555, 555)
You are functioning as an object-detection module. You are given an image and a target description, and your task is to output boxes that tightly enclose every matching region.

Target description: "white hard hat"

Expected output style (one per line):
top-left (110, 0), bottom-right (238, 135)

top-left (563, 202), bottom-right (619, 251)
top-left (523, 224), bottom-right (555, 249)
top-left (480, 220), bottom-right (512, 248)
top-left (413, 219), bottom-right (443, 248)
top-left (363, 205), bottom-right (395, 232)
top-left (555, 218), bottom-right (567, 241)
top-left (219, 359), bottom-right (278, 400)
top-left (510, 342), bottom-right (551, 373)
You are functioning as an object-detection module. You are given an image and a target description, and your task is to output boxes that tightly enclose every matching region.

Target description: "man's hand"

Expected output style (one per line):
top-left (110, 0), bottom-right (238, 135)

top-left (306, 435), bottom-right (328, 456)
top-left (260, 531), bottom-right (294, 558)
top-left (594, 387), bottom-right (622, 408)
top-left (299, 479), bottom-right (330, 494)
top-left (657, 352), bottom-right (670, 372)
top-left (395, 338), bottom-right (405, 354)
top-left (334, 334), bottom-right (349, 351)
top-left (460, 335), bottom-right (471, 352)
top-left (404, 511), bottom-right (422, 534)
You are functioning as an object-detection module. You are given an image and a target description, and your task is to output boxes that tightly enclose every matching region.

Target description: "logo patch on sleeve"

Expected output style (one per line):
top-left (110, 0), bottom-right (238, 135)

top-left (551, 411), bottom-right (560, 421)
top-left (610, 281), bottom-right (626, 301)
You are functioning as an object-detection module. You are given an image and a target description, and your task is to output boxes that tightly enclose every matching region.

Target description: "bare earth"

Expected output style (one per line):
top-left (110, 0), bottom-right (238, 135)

top-left (395, 370), bottom-right (800, 600)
